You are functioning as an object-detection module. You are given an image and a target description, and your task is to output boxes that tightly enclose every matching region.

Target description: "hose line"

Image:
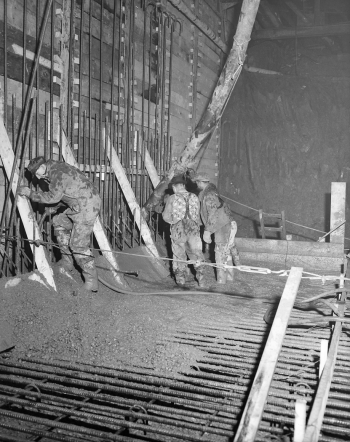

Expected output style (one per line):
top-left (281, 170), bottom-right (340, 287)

top-left (98, 276), bottom-right (223, 296)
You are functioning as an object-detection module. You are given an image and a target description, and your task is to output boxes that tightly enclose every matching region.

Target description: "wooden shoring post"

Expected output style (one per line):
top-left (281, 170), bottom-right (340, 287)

top-left (0, 118), bottom-right (56, 290)
top-left (59, 131), bottom-right (128, 289)
top-left (143, 0), bottom-right (261, 212)
top-left (303, 289), bottom-right (347, 442)
top-left (233, 267), bottom-right (303, 442)
top-left (102, 129), bottom-right (161, 259)
top-left (330, 182), bottom-right (346, 245)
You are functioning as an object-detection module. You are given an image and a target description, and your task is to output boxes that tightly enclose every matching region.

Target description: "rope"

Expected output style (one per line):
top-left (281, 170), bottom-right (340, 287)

top-left (1, 233), bottom-right (348, 284)
top-left (221, 194), bottom-right (350, 241)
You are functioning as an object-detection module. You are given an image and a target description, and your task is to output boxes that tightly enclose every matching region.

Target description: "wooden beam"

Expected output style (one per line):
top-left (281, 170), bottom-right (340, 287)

top-left (144, 149), bottom-right (160, 187)
top-left (235, 238), bottom-right (343, 271)
top-left (330, 182), bottom-right (346, 245)
top-left (233, 267), bottom-right (303, 442)
top-left (102, 129), bottom-right (161, 259)
top-left (144, 0), bottom-right (261, 212)
top-left (59, 131), bottom-right (128, 289)
top-left (0, 117), bottom-right (56, 291)
top-left (253, 23), bottom-right (350, 40)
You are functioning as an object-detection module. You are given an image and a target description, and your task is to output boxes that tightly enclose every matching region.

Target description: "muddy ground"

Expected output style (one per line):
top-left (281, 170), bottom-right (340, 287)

top-left (0, 252), bottom-right (333, 374)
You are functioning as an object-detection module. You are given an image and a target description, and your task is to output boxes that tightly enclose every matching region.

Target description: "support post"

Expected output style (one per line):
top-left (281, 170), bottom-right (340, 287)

top-left (144, 0), bottom-right (261, 211)
top-left (59, 131), bottom-right (128, 289)
top-left (330, 182), bottom-right (346, 245)
top-left (233, 267), bottom-right (303, 442)
top-left (0, 118), bottom-right (56, 290)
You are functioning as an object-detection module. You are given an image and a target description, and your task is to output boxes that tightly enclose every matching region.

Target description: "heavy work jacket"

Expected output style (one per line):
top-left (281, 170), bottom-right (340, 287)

top-left (198, 183), bottom-right (234, 234)
top-left (29, 160), bottom-right (100, 218)
top-left (162, 190), bottom-right (201, 240)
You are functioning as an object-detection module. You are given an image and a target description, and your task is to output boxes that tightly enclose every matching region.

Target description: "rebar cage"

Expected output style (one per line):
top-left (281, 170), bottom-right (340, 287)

top-left (0, 0), bottom-right (181, 277)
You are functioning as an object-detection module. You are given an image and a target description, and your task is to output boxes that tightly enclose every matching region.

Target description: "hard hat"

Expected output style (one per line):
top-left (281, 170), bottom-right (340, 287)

top-left (27, 156), bottom-right (46, 176)
top-left (193, 171), bottom-right (210, 182)
top-left (169, 174), bottom-right (186, 186)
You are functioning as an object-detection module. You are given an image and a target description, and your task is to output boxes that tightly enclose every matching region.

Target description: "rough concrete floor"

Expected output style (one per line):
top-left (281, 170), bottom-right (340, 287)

top-left (0, 253), bottom-right (335, 373)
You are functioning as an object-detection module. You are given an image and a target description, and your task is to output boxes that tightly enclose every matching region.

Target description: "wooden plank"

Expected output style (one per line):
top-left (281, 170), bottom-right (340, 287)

top-left (253, 23), bottom-right (350, 40)
top-left (103, 129), bottom-right (160, 259)
top-left (235, 238), bottom-right (344, 258)
top-left (238, 251), bottom-right (342, 272)
top-left (0, 117), bottom-right (56, 290)
top-left (330, 182), bottom-right (346, 245)
top-left (233, 267), bottom-right (303, 442)
top-left (59, 130), bottom-right (128, 289)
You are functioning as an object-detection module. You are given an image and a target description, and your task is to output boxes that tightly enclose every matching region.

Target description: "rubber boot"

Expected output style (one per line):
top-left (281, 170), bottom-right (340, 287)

top-left (195, 266), bottom-right (206, 288)
top-left (216, 268), bottom-right (227, 284)
top-left (55, 229), bottom-right (74, 271)
top-left (231, 245), bottom-right (241, 267)
top-left (76, 258), bottom-right (99, 292)
top-left (175, 270), bottom-right (186, 286)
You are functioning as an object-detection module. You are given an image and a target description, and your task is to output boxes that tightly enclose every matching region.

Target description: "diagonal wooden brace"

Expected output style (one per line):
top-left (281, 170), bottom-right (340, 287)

top-left (103, 129), bottom-right (160, 259)
top-left (59, 131), bottom-right (128, 289)
top-left (0, 118), bottom-right (57, 290)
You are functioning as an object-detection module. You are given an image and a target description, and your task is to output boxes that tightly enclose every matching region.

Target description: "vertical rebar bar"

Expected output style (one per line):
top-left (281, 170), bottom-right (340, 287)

top-left (50, 0), bottom-right (55, 159)
top-left (3, 0), bottom-right (7, 127)
top-left (35, 0), bottom-right (40, 157)
top-left (103, 117), bottom-right (108, 222)
top-left (83, 111), bottom-right (86, 174)
top-left (2, 98), bottom-right (36, 275)
top-left (22, 0), bottom-right (27, 111)
top-left (67, 0), bottom-right (76, 143)
top-left (99, 0), bottom-right (104, 211)
top-left (78, 0), bottom-right (84, 166)
top-left (88, 0), bottom-right (92, 179)
top-left (160, 15), bottom-right (168, 168)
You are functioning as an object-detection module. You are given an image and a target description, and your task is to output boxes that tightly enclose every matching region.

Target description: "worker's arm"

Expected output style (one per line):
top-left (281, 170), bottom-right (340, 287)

top-left (19, 173), bottom-right (65, 205)
top-left (203, 192), bottom-right (221, 233)
top-left (162, 194), bottom-right (176, 224)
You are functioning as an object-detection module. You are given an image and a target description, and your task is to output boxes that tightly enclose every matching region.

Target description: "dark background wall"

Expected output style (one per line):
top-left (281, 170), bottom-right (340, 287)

top-left (219, 36), bottom-right (350, 245)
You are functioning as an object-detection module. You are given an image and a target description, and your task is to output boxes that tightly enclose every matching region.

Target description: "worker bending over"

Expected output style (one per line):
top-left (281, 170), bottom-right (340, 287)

top-left (193, 171), bottom-right (240, 284)
top-left (162, 174), bottom-right (205, 287)
top-left (19, 156), bottom-right (101, 292)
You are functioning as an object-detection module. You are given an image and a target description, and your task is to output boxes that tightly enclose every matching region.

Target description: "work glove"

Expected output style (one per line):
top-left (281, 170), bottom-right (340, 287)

top-left (203, 231), bottom-right (212, 244)
top-left (18, 186), bottom-right (31, 197)
top-left (45, 206), bottom-right (59, 215)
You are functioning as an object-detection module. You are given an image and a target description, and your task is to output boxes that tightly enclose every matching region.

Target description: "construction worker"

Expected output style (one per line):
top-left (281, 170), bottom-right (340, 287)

top-left (162, 174), bottom-right (205, 287)
top-left (18, 156), bottom-right (101, 292)
top-left (193, 171), bottom-right (240, 284)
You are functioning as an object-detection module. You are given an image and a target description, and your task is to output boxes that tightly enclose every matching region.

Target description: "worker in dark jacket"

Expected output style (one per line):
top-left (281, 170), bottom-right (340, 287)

top-left (18, 157), bottom-right (101, 291)
top-left (162, 174), bottom-right (205, 287)
top-left (193, 171), bottom-right (240, 284)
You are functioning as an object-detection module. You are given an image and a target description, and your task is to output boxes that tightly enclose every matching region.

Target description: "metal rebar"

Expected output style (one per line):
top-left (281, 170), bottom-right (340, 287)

top-left (0, 0), bottom-right (53, 236)
top-left (3, 0), bottom-right (7, 127)
top-left (1, 98), bottom-right (36, 274)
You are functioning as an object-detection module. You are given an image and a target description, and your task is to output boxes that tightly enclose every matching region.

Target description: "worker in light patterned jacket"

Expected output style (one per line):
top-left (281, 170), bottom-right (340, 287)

top-left (193, 171), bottom-right (241, 284)
top-left (162, 174), bottom-right (205, 287)
top-left (18, 156), bottom-right (101, 292)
